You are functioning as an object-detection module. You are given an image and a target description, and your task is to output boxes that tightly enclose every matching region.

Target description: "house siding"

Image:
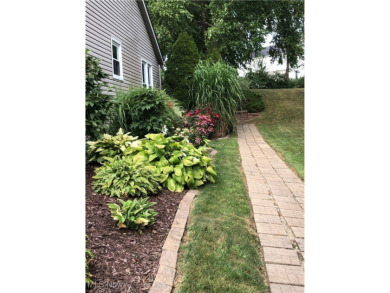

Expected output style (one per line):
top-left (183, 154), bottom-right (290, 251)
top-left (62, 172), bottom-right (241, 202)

top-left (86, 0), bottom-right (161, 93)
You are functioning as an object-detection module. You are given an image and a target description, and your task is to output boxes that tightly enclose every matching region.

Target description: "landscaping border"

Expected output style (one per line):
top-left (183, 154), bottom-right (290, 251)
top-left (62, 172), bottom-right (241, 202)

top-left (149, 189), bottom-right (200, 293)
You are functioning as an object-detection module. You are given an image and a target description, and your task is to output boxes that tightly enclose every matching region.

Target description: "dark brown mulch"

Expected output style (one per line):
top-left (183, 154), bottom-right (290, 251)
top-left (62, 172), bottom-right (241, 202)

top-left (86, 165), bottom-right (186, 293)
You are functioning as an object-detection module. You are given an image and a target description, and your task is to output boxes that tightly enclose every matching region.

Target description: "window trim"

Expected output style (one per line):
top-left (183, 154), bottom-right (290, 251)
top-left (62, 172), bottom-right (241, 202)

top-left (141, 58), bottom-right (153, 88)
top-left (111, 37), bottom-right (123, 81)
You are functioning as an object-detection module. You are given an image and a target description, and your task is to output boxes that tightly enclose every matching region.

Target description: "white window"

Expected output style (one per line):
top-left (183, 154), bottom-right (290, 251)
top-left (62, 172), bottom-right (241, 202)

top-left (142, 60), bottom-right (153, 88)
top-left (111, 38), bottom-right (123, 80)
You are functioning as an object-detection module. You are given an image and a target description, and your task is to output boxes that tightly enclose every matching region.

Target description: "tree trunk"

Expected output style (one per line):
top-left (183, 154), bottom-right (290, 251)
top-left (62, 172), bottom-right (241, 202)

top-left (285, 60), bottom-right (290, 80)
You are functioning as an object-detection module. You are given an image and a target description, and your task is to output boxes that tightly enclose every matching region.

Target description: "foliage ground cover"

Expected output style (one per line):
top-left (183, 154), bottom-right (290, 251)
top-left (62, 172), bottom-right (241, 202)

top-left (107, 198), bottom-right (158, 232)
top-left (175, 135), bottom-right (268, 293)
top-left (93, 156), bottom-right (162, 197)
top-left (85, 237), bottom-right (94, 288)
top-left (88, 132), bottom-right (217, 193)
top-left (252, 88), bottom-right (304, 178)
top-left (87, 129), bottom-right (138, 163)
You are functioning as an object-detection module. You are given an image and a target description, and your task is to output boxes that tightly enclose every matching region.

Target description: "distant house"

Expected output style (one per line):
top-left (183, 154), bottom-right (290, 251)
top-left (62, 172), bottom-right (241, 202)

top-left (85, 0), bottom-right (163, 91)
top-left (238, 46), bottom-right (304, 79)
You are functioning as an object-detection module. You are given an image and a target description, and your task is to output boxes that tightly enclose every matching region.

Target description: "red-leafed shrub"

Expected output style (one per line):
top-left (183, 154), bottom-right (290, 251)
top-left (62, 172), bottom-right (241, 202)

top-left (185, 105), bottom-right (220, 146)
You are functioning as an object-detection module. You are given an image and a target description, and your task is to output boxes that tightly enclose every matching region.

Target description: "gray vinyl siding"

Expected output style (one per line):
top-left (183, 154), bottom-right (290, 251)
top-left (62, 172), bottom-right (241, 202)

top-left (85, 0), bottom-right (161, 94)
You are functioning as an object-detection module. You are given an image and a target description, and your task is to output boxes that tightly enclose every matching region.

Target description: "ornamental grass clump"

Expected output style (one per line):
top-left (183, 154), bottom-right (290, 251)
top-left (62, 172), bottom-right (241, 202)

top-left (87, 128), bottom-right (138, 163)
top-left (93, 156), bottom-right (162, 197)
top-left (107, 198), bottom-right (158, 233)
top-left (190, 61), bottom-right (244, 137)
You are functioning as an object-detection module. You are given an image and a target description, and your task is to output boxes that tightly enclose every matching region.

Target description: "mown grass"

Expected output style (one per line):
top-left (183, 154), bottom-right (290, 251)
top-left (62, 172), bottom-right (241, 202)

top-left (175, 136), bottom-right (269, 293)
top-left (251, 88), bottom-right (304, 179)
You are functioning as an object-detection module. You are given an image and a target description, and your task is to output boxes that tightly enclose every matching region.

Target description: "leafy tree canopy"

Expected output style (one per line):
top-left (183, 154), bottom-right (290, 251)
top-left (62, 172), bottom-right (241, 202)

top-left (267, 0), bottom-right (305, 76)
top-left (146, 0), bottom-right (304, 71)
top-left (206, 0), bottom-right (270, 68)
top-left (145, 0), bottom-right (195, 59)
top-left (206, 48), bottom-right (222, 64)
top-left (147, 0), bottom-right (270, 68)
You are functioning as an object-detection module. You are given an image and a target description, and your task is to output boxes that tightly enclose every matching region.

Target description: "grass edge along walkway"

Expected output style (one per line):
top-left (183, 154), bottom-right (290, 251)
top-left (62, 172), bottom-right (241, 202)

top-left (252, 89), bottom-right (304, 179)
top-left (174, 134), bottom-right (269, 293)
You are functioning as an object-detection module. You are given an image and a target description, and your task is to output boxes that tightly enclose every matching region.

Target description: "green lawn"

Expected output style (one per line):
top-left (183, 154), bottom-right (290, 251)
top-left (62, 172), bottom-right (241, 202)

top-left (252, 88), bottom-right (304, 179)
top-left (175, 136), bottom-right (269, 293)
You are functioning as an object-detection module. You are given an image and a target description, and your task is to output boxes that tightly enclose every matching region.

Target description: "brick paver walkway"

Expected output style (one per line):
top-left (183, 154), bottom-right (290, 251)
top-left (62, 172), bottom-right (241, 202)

top-left (237, 124), bottom-right (304, 293)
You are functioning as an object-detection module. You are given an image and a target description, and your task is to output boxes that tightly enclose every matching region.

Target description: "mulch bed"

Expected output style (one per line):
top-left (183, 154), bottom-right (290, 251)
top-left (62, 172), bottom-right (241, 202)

top-left (86, 165), bottom-right (186, 293)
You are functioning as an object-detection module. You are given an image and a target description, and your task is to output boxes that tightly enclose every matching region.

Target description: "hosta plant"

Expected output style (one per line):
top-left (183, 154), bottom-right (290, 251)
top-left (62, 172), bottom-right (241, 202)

top-left (87, 128), bottom-right (138, 163)
top-left (85, 237), bottom-right (94, 287)
top-left (107, 198), bottom-right (158, 233)
top-left (93, 156), bottom-right (162, 197)
top-left (128, 133), bottom-right (217, 192)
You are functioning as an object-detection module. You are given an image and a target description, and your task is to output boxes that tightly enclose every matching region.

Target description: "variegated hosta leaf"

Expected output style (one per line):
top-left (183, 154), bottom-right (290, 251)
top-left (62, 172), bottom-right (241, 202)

top-left (87, 128), bottom-right (138, 163)
top-left (107, 198), bottom-right (157, 232)
top-left (93, 156), bottom-right (161, 197)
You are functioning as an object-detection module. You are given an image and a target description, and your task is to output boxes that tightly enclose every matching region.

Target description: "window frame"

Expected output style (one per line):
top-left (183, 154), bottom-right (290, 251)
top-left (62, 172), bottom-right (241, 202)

top-left (141, 59), bottom-right (153, 88)
top-left (111, 37), bottom-right (123, 81)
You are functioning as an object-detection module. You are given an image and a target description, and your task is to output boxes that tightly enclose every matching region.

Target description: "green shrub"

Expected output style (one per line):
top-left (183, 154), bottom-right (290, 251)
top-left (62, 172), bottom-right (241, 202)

top-left (268, 73), bottom-right (289, 88)
top-left (289, 76), bottom-right (304, 88)
top-left (87, 128), bottom-right (138, 163)
top-left (247, 65), bottom-right (289, 89)
top-left (206, 48), bottom-right (222, 64)
top-left (109, 87), bottom-right (183, 138)
top-left (85, 237), bottom-right (94, 287)
top-left (165, 32), bottom-right (199, 107)
top-left (242, 90), bottom-right (265, 113)
top-left (107, 198), bottom-right (158, 233)
top-left (238, 76), bottom-right (251, 91)
top-left (85, 50), bottom-right (112, 140)
top-left (93, 156), bottom-right (162, 197)
top-left (247, 67), bottom-right (271, 89)
top-left (129, 133), bottom-right (216, 192)
top-left (190, 61), bottom-right (244, 137)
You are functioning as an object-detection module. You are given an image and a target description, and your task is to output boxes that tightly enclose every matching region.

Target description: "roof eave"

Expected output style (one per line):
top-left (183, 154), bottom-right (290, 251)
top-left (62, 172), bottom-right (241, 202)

top-left (137, 0), bottom-right (164, 65)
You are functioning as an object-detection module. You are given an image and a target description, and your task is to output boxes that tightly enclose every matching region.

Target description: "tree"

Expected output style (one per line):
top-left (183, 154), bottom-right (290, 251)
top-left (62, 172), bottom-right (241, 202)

top-left (187, 0), bottom-right (212, 55)
top-left (145, 0), bottom-right (194, 59)
top-left (206, 0), bottom-right (270, 68)
top-left (146, 0), bottom-right (211, 59)
top-left (147, 0), bottom-right (271, 68)
top-left (164, 32), bottom-right (199, 107)
top-left (146, 0), bottom-right (304, 72)
top-left (206, 48), bottom-right (222, 63)
top-left (267, 0), bottom-right (305, 79)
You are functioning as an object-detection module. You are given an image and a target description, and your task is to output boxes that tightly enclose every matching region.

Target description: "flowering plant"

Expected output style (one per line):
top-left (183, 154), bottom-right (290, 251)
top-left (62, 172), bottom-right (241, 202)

top-left (184, 105), bottom-right (220, 146)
